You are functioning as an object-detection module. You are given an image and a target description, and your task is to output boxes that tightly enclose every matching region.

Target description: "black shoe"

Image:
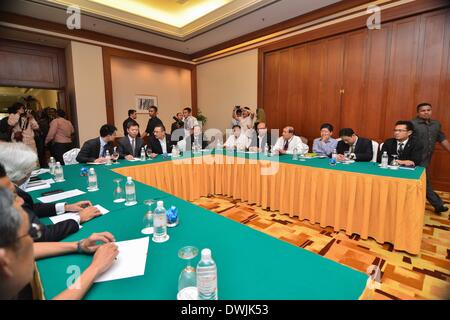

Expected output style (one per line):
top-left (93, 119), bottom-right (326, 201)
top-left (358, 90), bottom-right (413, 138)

top-left (434, 206), bottom-right (448, 213)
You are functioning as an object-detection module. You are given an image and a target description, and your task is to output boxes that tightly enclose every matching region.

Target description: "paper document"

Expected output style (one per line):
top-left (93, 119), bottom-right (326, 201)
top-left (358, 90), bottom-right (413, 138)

top-left (94, 237), bottom-right (149, 283)
top-left (37, 189), bottom-right (85, 203)
top-left (25, 183), bottom-right (51, 192)
top-left (49, 213), bottom-right (82, 228)
top-left (31, 168), bottom-right (50, 176)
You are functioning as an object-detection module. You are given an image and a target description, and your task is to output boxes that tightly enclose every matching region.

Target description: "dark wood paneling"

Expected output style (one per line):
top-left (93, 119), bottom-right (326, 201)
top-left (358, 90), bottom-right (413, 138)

top-left (0, 39), bottom-right (66, 88)
top-left (261, 9), bottom-right (450, 191)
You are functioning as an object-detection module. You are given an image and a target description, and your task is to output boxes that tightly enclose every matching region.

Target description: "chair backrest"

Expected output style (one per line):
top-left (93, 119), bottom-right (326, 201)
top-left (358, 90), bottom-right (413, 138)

top-left (371, 141), bottom-right (379, 162)
top-left (63, 148), bottom-right (80, 165)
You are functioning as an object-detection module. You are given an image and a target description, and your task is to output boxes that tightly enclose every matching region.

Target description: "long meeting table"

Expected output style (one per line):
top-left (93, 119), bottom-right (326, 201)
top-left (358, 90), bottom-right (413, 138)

top-left (30, 150), bottom-right (425, 299)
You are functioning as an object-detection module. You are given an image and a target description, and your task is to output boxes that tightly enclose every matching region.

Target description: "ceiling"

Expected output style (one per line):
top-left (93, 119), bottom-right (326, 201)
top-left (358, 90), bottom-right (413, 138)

top-left (0, 0), bottom-right (341, 55)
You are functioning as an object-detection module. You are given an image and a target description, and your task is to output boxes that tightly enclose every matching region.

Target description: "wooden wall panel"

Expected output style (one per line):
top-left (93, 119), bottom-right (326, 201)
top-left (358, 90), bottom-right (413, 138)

top-left (261, 8), bottom-right (450, 191)
top-left (341, 30), bottom-right (368, 134)
top-left (0, 39), bottom-right (66, 89)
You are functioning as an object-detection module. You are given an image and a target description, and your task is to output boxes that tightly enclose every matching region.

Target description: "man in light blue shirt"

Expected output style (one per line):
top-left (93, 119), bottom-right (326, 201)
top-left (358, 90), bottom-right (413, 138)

top-left (313, 123), bottom-right (338, 156)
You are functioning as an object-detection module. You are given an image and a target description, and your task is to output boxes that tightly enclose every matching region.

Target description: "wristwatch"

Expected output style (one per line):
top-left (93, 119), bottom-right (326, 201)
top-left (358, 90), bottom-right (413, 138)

top-left (77, 240), bottom-right (84, 254)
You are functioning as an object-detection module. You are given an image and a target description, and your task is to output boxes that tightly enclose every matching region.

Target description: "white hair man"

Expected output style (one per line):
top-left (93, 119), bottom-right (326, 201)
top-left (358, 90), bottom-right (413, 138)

top-left (0, 187), bottom-right (118, 300)
top-left (0, 143), bottom-right (102, 242)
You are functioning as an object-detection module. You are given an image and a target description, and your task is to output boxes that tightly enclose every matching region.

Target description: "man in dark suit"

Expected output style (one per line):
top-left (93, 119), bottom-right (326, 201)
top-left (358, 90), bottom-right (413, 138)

top-left (336, 128), bottom-right (373, 162)
top-left (0, 163), bottom-right (101, 242)
top-left (147, 124), bottom-right (175, 157)
top-left (377, 120), bottom-right (423, 166)
top-left (143, 106), bottom-right (164, 139)
top-left (118, 122), bottom-right (145, 160)
top-left (122, 109), bottom-right (140, 137)
top-left (249, 122), bottom-right (272, 152)
top-left (76, 124), bottom-right (117, 163)
top-left (179, 125), bottom-right (208, 151)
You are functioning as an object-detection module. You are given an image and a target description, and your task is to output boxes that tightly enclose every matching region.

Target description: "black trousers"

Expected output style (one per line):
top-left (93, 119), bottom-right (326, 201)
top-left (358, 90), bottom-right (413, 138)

top-left (52, 142), bottom-right (73, 165)
top-left (426, 168), bottom-right (444, 209)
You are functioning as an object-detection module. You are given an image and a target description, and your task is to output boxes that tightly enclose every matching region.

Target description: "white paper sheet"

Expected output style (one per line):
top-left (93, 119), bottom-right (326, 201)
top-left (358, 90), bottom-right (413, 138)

top-left (25, 183), bottom-right (51, 192)
top-left (37, 189), bottom-right (85, 203)
top-left (31, 168), bottom-right (50, 177)
top-left (49, 213), bottom-right (82, 228)
top-left (93, 204), bottom-right (110, 215)
top-left (94, 237), bottom-right (149, 283)
top-left (86, 162), bottom-right (104, 165)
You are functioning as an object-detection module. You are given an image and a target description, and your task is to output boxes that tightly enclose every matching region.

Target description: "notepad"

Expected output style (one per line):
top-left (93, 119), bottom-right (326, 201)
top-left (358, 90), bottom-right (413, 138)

top-left (49, 213), bottom-right (82, 228)
top-left (37, 189), bottom-right (85, 203)
top-left (94, 237), bottom-right (149, 283)
top-left (25, 183), bottom-right (51, 192)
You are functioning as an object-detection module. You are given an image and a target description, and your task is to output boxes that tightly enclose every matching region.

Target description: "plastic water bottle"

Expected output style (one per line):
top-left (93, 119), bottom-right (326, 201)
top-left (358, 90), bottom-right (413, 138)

top-left (87, 168), bottom-right (98, 191)
top-left (197, 249), bottom-right (218, 300)
top-left (152, 201), bottom-right (169, 243)
top-left (140, 147), bottom-right (146, 161)
top-left (330, 149), bottom-right (337, 166)
top-left (105, 150), bottom-right (112, 165)
top-left (381, 151), bottom-right (389, 168)
top-left (125, 177), bottom-right (137, 206)
top-left (54, 161), bottom-right (64, 182)
top-left (292, 147), bottom-right (298, 160)
top-left (49, 157), bottom-right (56, 175)
top-left (264, 143), bottom-right (269, 156)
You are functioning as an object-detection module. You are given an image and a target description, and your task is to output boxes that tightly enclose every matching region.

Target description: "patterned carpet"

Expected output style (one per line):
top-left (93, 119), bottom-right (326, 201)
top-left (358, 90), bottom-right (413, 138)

top-left (192, 191), bottom-right (450, 300)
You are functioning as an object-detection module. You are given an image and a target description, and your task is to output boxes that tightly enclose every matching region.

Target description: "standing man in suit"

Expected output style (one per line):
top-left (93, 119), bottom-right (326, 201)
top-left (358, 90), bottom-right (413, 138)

top-left (122, 109), bottom-right (140, 137)
top-left (378, 120), bottom-right (423, 166)
top-left (147, 125), bottom-right (175, 157)
top-left (412, 103), bottom-right (450, 214)
top-left (249, 122), bottom-right (271, 152)
top-left (76, 124), bottom-right (117, 163)
top-left (117, 122), bottom-right (144, 160)
top-left (336, 128), bottom-right (373, 162)
top-left (143, 106), bottom-right (163, 139)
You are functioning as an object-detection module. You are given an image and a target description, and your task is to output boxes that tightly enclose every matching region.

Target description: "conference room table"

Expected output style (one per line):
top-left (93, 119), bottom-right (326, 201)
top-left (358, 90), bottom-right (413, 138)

top-left (30, 150), bottom-right (425, 300)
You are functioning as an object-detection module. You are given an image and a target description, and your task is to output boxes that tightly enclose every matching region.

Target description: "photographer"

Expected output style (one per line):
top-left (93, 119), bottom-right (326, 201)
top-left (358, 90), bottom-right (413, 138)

top-left (8, 102), bottom-right (39, 154)
top-left (231, 106), bottom-right (242, 128)
top-left (171, 112), bottom-right (184, 135)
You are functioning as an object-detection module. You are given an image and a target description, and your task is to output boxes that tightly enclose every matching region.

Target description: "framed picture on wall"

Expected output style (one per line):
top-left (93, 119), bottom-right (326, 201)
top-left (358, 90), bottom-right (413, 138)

top-left (135, 95), bottom-right (158, 112)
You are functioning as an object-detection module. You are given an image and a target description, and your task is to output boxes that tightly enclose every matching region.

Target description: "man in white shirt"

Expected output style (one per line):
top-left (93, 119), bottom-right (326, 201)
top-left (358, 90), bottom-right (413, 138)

top-left (239, 107), bottom-right (255, 138)
top-left (224, 125), bottom-right (250, 150)
top-left (272, 126), bottom-right (309, 155)
top-left (183, 107), bottom-right (198, 137)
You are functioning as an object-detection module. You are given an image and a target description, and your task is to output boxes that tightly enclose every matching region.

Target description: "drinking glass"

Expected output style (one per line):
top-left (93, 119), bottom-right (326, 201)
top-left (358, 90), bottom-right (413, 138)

top-left (344, 151), bottom-right (350, 161)
top-left (113, 178), bottom-right (125, 203)
top-left (112, 147), bottom-right (120, 164)
top-left (146, 147), bottom-right (153, 160)
top-left (177, 246), bottom-right (199, 300)
top-left (141, 199), bottom-right (155, 235)
top-left (391, 154), bottom-right (399, 167)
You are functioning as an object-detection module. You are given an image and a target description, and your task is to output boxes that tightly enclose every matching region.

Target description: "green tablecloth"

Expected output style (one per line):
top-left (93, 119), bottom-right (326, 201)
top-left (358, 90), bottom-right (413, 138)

top-left (32, 160), bottom-right (371, 300)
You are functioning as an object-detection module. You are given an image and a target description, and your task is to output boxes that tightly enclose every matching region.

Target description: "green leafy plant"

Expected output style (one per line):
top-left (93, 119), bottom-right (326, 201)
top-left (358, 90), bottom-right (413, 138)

top-left (196, 110), bottom-right (207, 125)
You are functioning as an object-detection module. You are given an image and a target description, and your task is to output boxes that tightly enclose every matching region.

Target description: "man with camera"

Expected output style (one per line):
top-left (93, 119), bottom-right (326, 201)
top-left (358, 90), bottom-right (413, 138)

top-left (8, 102), bottom-right (39, 154)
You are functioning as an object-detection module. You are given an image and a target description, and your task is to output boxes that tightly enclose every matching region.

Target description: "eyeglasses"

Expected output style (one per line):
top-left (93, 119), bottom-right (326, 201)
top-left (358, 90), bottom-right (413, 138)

top-left (17, 223), bottom-right (42, 241)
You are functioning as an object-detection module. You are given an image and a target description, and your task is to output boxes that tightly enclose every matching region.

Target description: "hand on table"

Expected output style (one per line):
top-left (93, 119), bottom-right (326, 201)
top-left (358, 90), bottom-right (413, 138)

top-left (65, 201), bottom-right (92, 212)
top-left (79, 206), bottom-right (102, 224)
top-left (79, 232), bottom-right (116, 254)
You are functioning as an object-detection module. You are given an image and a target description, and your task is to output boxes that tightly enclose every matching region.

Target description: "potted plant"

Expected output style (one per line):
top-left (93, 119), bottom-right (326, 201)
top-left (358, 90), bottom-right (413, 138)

top-left (196, 110), bottom-right (207, 125)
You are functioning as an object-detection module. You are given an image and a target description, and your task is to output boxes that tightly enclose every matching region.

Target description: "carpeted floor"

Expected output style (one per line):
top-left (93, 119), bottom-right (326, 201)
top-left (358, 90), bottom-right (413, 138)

top-left (192, 191), bottom-right (450, 300)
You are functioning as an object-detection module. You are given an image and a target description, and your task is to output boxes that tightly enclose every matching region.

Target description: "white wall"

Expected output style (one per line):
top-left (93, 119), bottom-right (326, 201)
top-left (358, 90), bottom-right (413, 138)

top-left (197, 49), bottom-right (258, 132)
top-left (66, 41), bottom-right (107, 145)
top-left (111, 57), bottom-right (192, 136)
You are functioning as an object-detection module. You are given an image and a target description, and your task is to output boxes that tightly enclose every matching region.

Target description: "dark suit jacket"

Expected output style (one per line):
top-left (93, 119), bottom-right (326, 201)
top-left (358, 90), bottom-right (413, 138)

top-left (336, 136), bottom-right (373, 162)
top-left (377, 137), bottom-right (423, 166)
top-left (117, 135), bottom-right (145, 158)
top-left (249, 133), bottom-right (272, 150)
top-left (16, 187), bottom-right (79, 242)
top-left (183, 134), bottom-right (209, 151)
top-left (147, 134), bottom-right (175, 154)
top-left (76, 137), bottom-right (114, 163)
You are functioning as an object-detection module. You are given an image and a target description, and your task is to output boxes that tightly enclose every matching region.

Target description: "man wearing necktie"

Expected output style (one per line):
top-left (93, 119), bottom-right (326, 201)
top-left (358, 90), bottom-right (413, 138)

top-left (272, 126), bottom-right (308, 155)
top-left (76, 124), bottom-right (117, 163)
top-left (378, 121), bottom-right (423, 167)
top-left (336, 128), bottom-right (373, 162)
top-left (117, 122), bottom-right (144, 160)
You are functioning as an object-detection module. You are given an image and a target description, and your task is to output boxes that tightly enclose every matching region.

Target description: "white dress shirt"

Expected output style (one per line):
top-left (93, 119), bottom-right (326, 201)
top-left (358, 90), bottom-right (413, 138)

top-left (224, 134), bottom-right (250, 150)
top-left (272, 135), bottom-right (309, 154)
top-left (158, 137), bottom-right (168, 154)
